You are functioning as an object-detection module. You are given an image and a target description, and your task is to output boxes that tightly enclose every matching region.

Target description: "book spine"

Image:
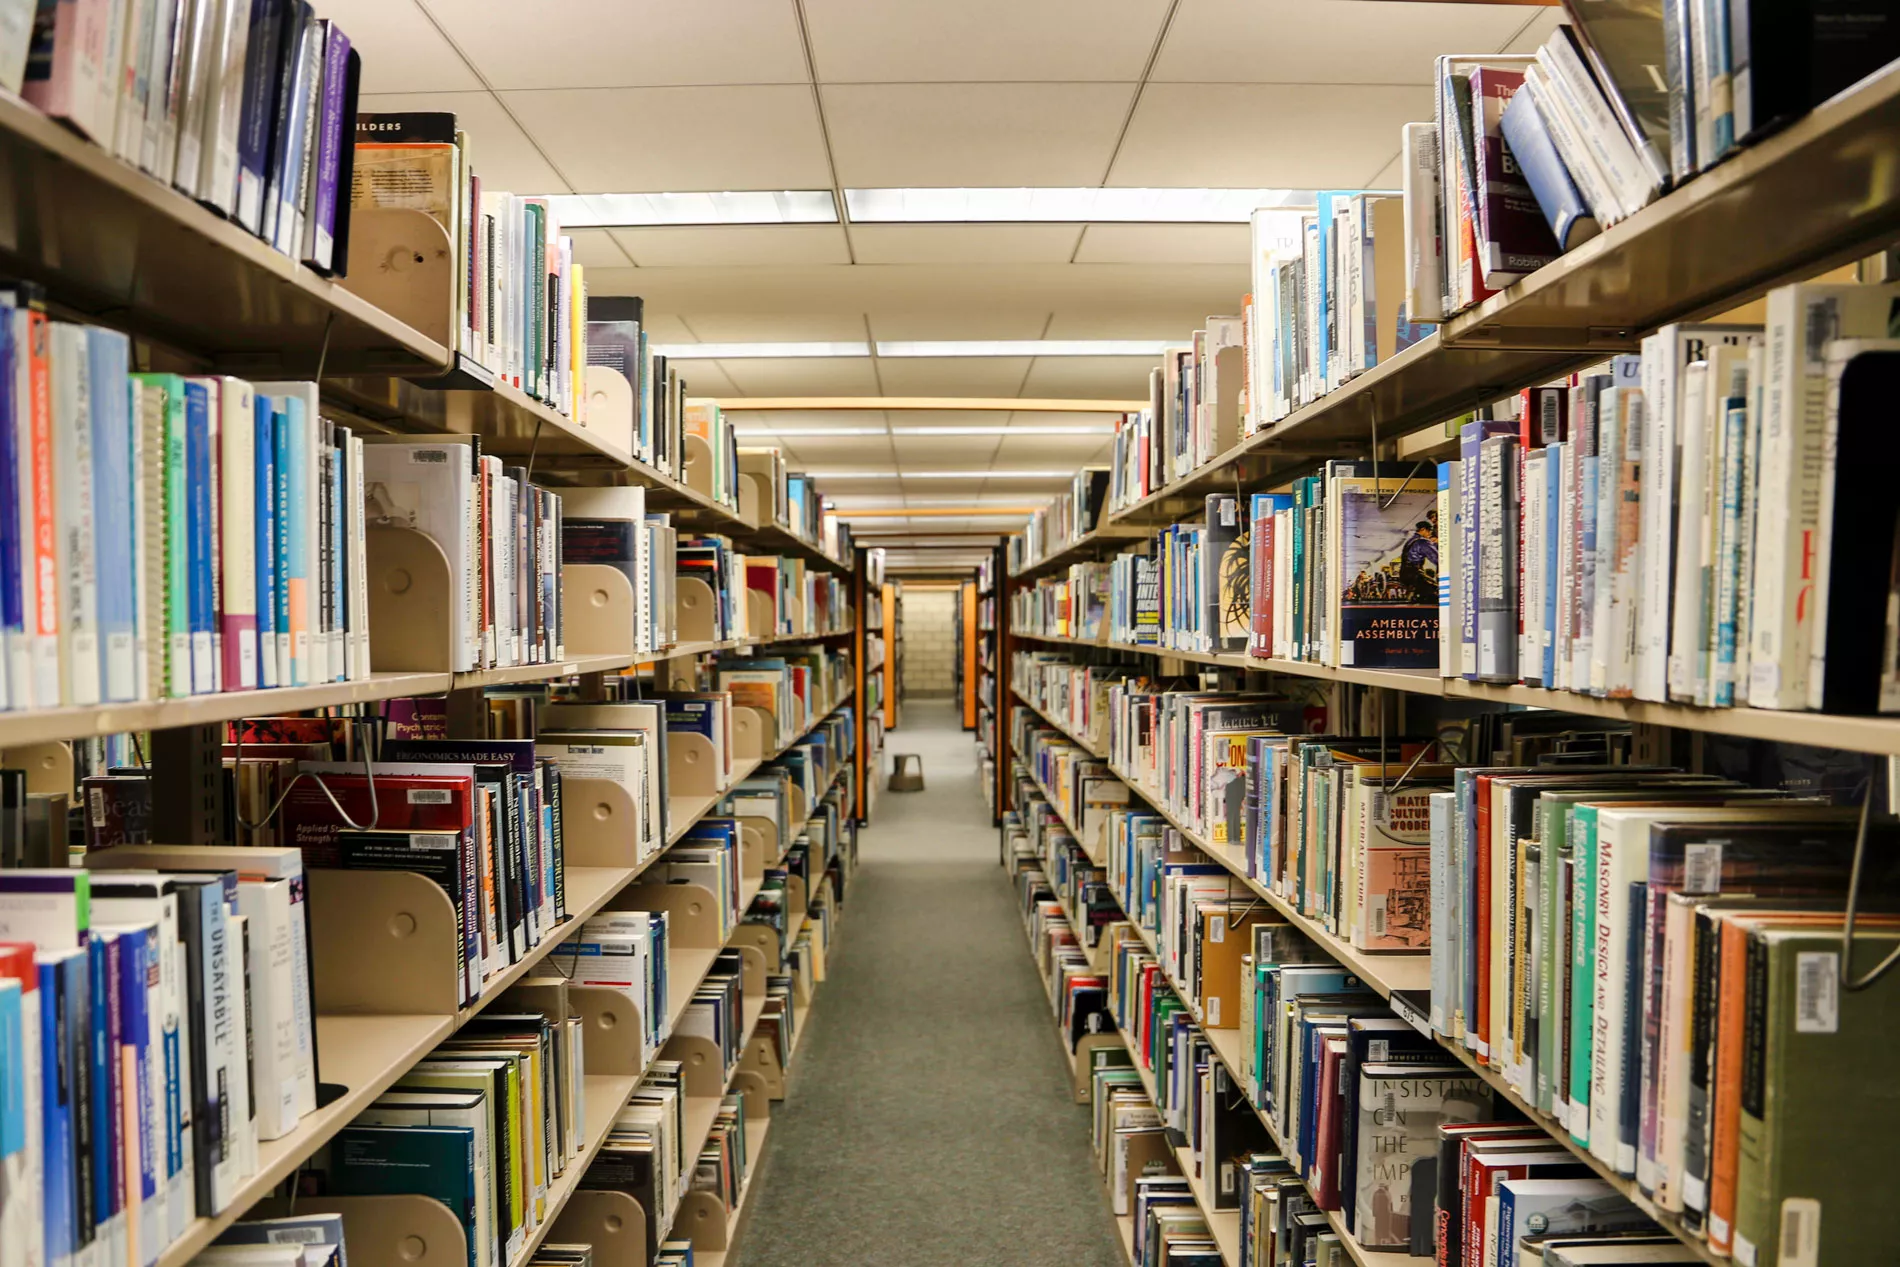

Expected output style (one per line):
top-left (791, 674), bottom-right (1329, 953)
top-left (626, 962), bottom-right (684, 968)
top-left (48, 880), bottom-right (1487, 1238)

top-left (129, 381), bottom-right (151, 704)
top-left (0, 311), bottom-right (20, 710)
top-left (252, 396), bottom-right (276, 689)
top-left (271, 404), bottom-right (290, 686)
top-left (37, 959), bottom-right (75, 1267)
top-left (301, 23), bottom-right (347, 271)
top-left (218, 379), bottom-right (256, 691)
top-left (184, 382), bottom-right (213, 695)
top-left (161, 381), bottom-right (187, 698)
top-left (1476, 437), bottom-right (1517, 681)
top-left (283, 396), bottom-right (307, 686)
top-left (231, 0), bottom-right (278, 235)
top-left (53, 325), bottom-right (101, 706)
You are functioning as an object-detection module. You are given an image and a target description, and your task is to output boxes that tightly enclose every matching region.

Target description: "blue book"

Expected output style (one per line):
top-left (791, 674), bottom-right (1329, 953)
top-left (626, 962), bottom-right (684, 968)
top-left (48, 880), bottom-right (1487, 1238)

top-left (282, 393), bottom-right (309, 686)
top-left (271, 398), bottom-right (292, 688)
top-left (88, 329), bottom-right (136, 703)
top-left (89, 933), bottom-right (117, 1257)
top-left (0, 978), bottom-right (18, 1160)
top-left (253, 396), bottom-right (278, 689)
top-left (113, 924), bottom-right (159, 1261)
top-left (1314, 191), bottom-right (1341, 388)
top-left (38, 950), bottom-right (81, 1267)
top-left (1498, 87), bottom-right (1600, 253)
top-left (1544, 441), bottom-right (1564, 686)
top-left (183, 382), bottom-right (215, 695)
top-left (0, 314), bottom-right (20, 700)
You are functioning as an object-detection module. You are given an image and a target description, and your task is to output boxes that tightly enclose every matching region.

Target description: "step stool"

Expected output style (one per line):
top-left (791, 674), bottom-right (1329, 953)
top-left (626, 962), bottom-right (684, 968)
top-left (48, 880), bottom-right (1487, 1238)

top-left (889, 753), bottom-right (925, 792)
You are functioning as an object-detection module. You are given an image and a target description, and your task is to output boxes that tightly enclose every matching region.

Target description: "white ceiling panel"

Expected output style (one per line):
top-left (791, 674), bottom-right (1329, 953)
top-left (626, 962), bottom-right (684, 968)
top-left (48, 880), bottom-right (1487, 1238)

top-left (864, 312), bottom-right (1054, 342)
top-left (822, 83), bottom-right (1135, 186)
top-left (874, 356), bottom-right (1034, 397)
top-left (631, 312), bottom-right (698, 342)
top-left (567, 229), bottom-right (634, 269)
top-left (1365, 151), bottom-right (1402, 189)
top-left (1153, 0), bottom-right (1542, 85)
top-left (897, 476), bottom-right (994, 495)
top-left (502, 86), bottom-right (832, 192)
top-left (609, 226), bottom-right (852, 267)
top-left (1018, 357), bottom-right (1159, 399)
top-left (803, 0), bottom-right (1168, 82)
top-left (1073, 224), bottom-right (1249, 265)
top-left (673, 313), bottom-right (870, 342)
top-left (357, 91), bottom-right (566, 190)
top-left (891, 434), bottom-right (1003, 466)
top-left (716, 357), bottom-right (882, 395)
top-left (1109, 83), bottom-right (1434, 187)
top-left (889, 410), bottom-right (1018, 427)
top-left (1007, 411), bottom-right (1124, 428)
top-left (1043, 308), bottom-right (1233, 340)
top-left (319, 0), bottom-right (480, 93)
top-left (426, 0), bottom-right (809, 90)
top-left (671, 362), bottom-right (739, 396)
top-left (992, 433), bottom-right (1115, 464)
top-left (850, 225), bottom-right (1084, 266)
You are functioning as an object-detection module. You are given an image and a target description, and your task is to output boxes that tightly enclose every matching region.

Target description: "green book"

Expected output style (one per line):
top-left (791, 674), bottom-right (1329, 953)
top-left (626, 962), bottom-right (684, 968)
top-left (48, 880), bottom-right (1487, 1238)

top-left (330, 1124), bottom-right (478, 1267)
top-left (1568, 802), bottom-right (1601, 1144)
top-left (130, 373), bottom-right (189, 698)
top-left (1733, 924), bottom-right (1900, 1265)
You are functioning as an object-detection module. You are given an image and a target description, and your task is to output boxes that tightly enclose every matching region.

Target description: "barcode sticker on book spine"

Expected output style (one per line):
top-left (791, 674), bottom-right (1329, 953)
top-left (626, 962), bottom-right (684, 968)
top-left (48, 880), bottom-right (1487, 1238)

top-left (1779, 1198), bottom-right (1821, 1267)
top-left (408, 788), bottom-right (453, 804)
top-left (1684, 842), bottom-right (1723, 895)
top-left (1795, 952), bottom-right (1839, 1033)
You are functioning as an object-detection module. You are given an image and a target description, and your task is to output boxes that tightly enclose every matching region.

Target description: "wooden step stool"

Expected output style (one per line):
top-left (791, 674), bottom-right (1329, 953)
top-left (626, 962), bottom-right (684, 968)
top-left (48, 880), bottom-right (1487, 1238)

top-left (889, 753), bottom-right (925, 792)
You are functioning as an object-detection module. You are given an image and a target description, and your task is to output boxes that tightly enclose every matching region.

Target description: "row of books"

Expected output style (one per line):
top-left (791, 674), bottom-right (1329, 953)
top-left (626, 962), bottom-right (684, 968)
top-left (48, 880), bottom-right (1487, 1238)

top-left (1010, 755), bottom-right (1714, 1266)
top-left (14, 0), bottom-right (361, 273)
top-left (1405, 10), bottom-right (1898, 324)
top-left (0, 850), bottom-right (326, 1267)
top-left (0, 309), bottom-right (378, 710)
top-left (353, 111), bottom-right (589, 419)
top-left (1005, 468), bottom-right (1111, 573)
top-left (1435, 292), bottom-right (1897, 714)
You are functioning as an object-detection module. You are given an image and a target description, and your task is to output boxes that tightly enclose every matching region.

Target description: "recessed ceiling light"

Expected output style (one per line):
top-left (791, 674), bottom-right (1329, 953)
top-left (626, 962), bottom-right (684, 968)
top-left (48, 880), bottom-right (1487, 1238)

top-left (844, 187), bottom-right (1313, 224)
top-left (656, 342), bottom-right (871, 359)
top-left (875, 340), bottom-right (1168, 358)
top-left (889, 424), bottom-right (1114, 435)
top-left (545, 190), bottom-right (838, 227)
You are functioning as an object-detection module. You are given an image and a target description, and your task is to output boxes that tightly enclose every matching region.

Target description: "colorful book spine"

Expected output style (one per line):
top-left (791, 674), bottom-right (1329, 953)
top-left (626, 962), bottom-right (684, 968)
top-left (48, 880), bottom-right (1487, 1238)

top-left (271, 398), bottom-right (291, 687)
top-left (303, 22), bottom-right (350, 272)
top-left (282, 394), bottom-right (309, 686)
top-left (218, 378), bottom-right (258, 691)
top-left (51, 323), bottom-right (100, 707)
top-left (183, 380), bottom-right (215, 695)
top-left (0, 310), bottom-right (20, 710)
top-left (253, 396), bottom-right (277, 689)
top-left (151, 377), bottom-right (188, 700)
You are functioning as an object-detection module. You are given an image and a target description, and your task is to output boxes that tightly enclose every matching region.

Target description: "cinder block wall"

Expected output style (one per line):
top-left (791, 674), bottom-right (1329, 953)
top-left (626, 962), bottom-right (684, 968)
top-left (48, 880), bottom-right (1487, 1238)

top-left (900, 589), bottom-right (958, 697)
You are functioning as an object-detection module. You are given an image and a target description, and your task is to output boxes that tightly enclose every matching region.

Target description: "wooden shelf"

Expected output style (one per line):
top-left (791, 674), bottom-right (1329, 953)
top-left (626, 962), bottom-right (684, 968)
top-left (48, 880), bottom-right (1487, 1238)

top-left (0, 91), bottom-right (447, 376)
top-left (154, 1012), bottom-right (453, 1267)
top-left (1008, 523), bottom-right (1151, 583)
top-left (1442, 61), bottom-right (1900, 353)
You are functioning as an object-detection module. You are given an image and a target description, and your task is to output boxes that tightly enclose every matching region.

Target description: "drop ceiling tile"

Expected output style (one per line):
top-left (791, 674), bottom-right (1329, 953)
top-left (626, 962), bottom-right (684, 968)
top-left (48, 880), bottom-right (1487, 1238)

top-left (1018, 357), bottom-right (1159, 400)
top-left (501, 86), bottom-right (831, 192)
top-left (1501, 8), bottom-right (1565, 53)
top-left (803, 0), bottom-right (1168, 81)
top-left (891, 434), bottom-right (1003, 466)
top-left (358, 92), bottom-right (565, 190)
top-left (1365, 151), bottom-right (1402, 189)
top-left (716, 357), bottom-right (882, 396)
top-left (316, 0), bottom-right (480, 93)
top-left (567, 229), bottom-right (634, 268)
top-left (628, 312), bottom-right (698, 342)
top-left (425, 0), bottom-right (808, 90)
top-left (1073, 224), bottom-right (1250, 265)
top-left (898, 475), bottom-right (993, 496)
top-left (670, 362), bottom-right (739, 396)
top-left (874, 357), bottom-right (1034, 397)
top-left (1108, 83), bottom-right (1434, 187)
top-left (822, 83), bottom-right (1135, 186)
top-left (1153, 0), bottom-right (1540, 85)
top-left (668, 314), bottom-right (870, 342)
top-left (992, 432), bottom-right (1118, 465)
top-left (1042, 309), bottom-right (1225, 340)
top-left (891, 410), bottom-right (1018, 427)
top-left (1006, 411), bottom-right (1124, 429)
top-left (865, 312), bottom-right (1053, 342)
top-left (609, 226), bottom-right (851, 267)
top-left (851, 225), bottom-right (1083, 266)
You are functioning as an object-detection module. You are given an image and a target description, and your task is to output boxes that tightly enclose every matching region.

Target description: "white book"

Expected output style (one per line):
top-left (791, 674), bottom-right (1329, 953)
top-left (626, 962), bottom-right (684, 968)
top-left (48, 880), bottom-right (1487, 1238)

top-left (0, 0), bottom-right (31, 95)
top-left (1401, 121), bottom-right (1444, 325)
top-left (139, 0), bottom-right (180, 177)
top-left (1733, 343), bottom-right (1766, 706)
top-left (96, 0), bottom-right (130, 160)
top-left (217, 376), bottom-right (257, 690)
top-left (348, 434), bottom-right (370, 680)
top-left (1666, 358), bottom-right (1710, 703)
top-left (170, 0), bottom-right (215, 195)
top-left (357, 437), bottom-right (478, 672)
top-left (1750, 283), bottom-right (1900, 709)
top-left (224, 912), bottom-right (257, 1184)
top-left (1555, 439), bottom-right (1577, 689)
top-left (1536, 38), bottom-right (1656, 221)
top-left (113, 0), bottom-right (153, 164)
top-left (1522, 65), bottom-right (1620, 228)
top-left (233, 881), bottom-right (298, 1141)
top-left (1697, 347), bottom-right (1754, 707)
top-left (195, 0), bottom-right (249, 217)
top-left (1522, 448), bottom-right (1546, 682)
top-left (1588, 384), bottom-right (1622, 696)
top-left (50, 323), bottom-right (100, 707)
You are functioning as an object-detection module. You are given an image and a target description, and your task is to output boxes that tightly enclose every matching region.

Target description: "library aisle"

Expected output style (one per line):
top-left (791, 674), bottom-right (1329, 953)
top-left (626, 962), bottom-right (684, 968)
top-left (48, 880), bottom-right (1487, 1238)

top-left (731, 700), bottom-right (1125, 1267)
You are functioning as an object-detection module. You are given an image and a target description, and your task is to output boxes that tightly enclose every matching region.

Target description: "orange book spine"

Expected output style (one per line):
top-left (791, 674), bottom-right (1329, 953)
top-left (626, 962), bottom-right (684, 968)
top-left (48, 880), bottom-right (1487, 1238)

top-left (1706, 918), bottom-right (1750, 1254)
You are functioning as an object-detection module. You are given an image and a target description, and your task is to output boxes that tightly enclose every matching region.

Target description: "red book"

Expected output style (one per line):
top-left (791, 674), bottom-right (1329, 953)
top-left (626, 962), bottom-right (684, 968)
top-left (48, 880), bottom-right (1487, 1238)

top-left (279, 771), bottom-right (474, 865)
top-left (1463, 1147), bottom-right (1587, 1267)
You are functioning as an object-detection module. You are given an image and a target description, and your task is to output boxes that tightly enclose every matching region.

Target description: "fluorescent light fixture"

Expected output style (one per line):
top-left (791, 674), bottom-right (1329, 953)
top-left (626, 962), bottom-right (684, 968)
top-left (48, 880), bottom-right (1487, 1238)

top-left (889, 424), bottom-right (1114, 435)
top-left (875, 340), bottom-right (1167, 358)
top-left (545, 190), bottom-right (838, 227)
top-left (808, 470), bottom-right (1071, 479)
top-left (733, 426), bottom-right (887, 436)
top-left (844, 187), bottom-right (1314, 224)
top-left (654, 342), bottom-right (871, 359)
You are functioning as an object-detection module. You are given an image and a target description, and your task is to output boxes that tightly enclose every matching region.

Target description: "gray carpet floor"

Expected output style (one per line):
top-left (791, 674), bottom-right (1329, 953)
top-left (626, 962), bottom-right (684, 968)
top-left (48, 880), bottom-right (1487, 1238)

top-left (727, 698), bottom-right (1126, 1267)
